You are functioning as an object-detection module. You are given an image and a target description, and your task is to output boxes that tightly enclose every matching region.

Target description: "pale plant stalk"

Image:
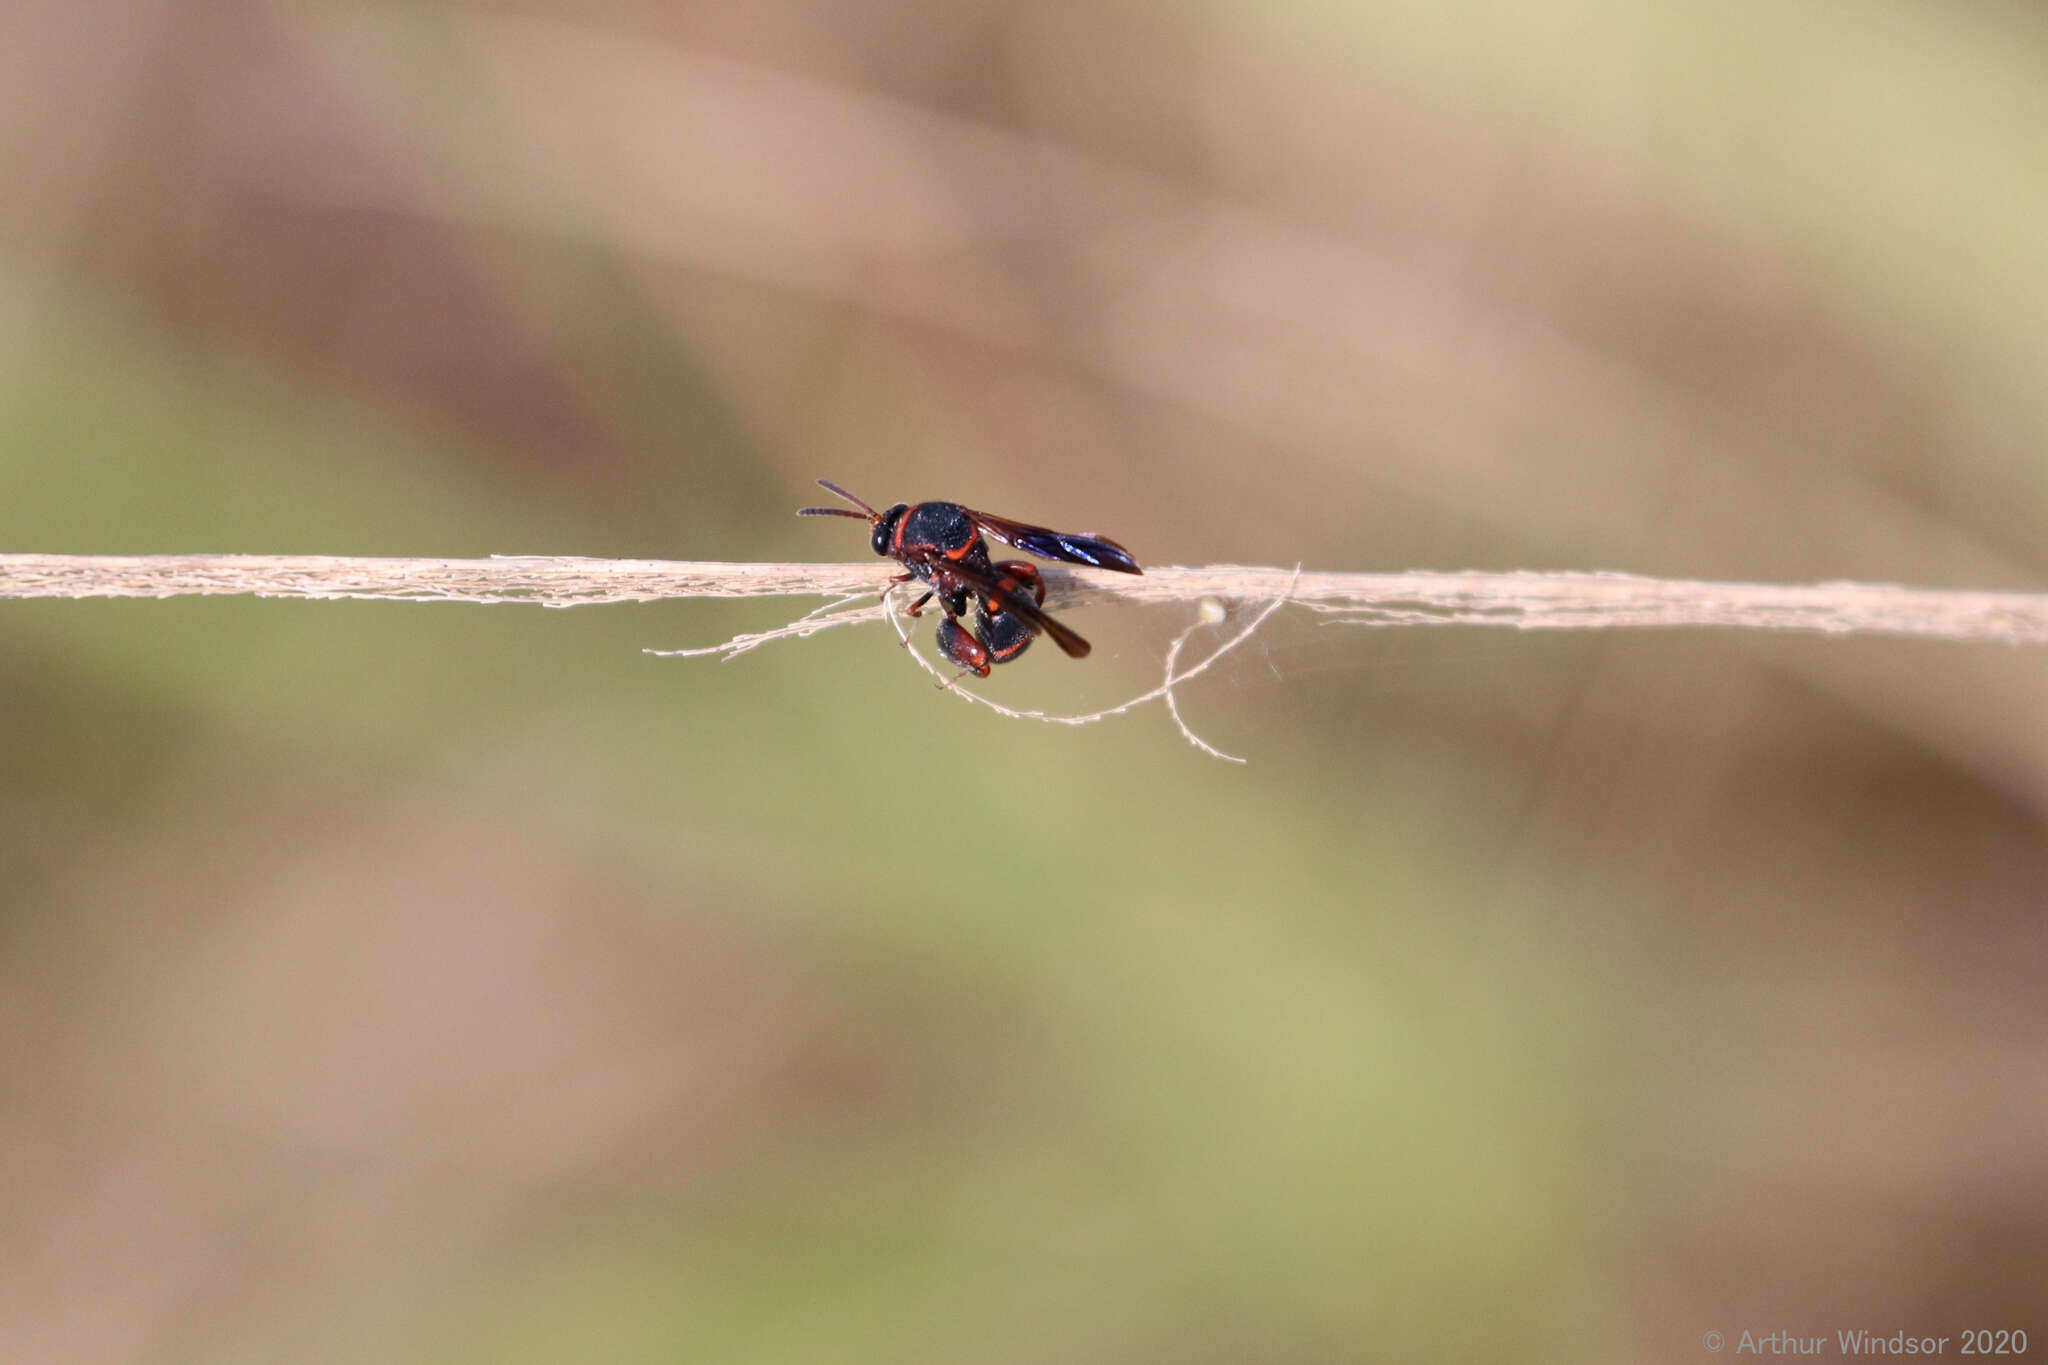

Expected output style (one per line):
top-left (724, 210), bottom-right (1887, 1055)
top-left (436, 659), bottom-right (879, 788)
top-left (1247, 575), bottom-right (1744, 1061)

top-left (3, 554), bottom-right (2046, 643)
top-left (8, 553), bottom-right (2046, 760)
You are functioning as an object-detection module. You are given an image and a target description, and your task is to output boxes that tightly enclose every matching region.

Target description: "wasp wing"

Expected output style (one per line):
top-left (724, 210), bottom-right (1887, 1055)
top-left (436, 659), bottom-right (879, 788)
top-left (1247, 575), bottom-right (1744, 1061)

top-left (937, 557), bottom-right (1093, 659)
top-left (963, 509), bottom-right (1142, 574)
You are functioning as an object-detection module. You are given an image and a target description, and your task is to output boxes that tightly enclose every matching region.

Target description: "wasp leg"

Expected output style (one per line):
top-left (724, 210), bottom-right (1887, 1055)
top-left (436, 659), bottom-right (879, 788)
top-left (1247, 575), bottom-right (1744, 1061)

top-left (923, 562), bottom-right (977, 621)
top-left (934, 617), bottom-right (992, 678)
top-left (901, 590), bottom-right (934, 617)
top-left (987, 560), bottom-right (1046, 610)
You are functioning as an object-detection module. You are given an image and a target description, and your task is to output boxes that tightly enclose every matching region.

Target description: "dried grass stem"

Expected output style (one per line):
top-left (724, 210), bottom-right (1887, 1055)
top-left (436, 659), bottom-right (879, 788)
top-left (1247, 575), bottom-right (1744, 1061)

top-left (2, 554), bottom-right (2044, 645)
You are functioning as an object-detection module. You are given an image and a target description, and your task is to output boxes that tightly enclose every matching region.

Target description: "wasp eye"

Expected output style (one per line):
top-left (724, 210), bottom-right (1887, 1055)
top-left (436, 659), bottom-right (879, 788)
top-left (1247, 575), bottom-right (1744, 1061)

top-left (872, 505), bottom-right (909, 557)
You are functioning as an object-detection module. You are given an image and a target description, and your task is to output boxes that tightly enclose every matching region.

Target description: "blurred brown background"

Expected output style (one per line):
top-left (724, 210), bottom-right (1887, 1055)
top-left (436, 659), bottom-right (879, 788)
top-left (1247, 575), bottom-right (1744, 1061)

top-left (3, 1), bottom-right (2047, 1361)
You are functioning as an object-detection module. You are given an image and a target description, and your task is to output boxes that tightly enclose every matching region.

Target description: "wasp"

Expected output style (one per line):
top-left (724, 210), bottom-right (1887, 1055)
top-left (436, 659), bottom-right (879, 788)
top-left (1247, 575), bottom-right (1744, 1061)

top-left (797, 479), bottom-right (1142, 676)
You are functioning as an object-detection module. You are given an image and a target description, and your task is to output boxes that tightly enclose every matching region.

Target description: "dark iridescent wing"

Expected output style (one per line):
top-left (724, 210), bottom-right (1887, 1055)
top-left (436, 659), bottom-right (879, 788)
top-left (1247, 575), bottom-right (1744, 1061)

top-left (937, 557), bottom-right (1093, 659)
top-left (962, 509), bottom-right (1142, 574)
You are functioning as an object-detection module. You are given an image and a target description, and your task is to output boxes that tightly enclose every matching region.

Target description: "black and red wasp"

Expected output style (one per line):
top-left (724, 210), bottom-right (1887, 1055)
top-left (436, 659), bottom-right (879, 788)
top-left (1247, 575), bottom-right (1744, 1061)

top-left (797, 479), bottom-right (1142, 676)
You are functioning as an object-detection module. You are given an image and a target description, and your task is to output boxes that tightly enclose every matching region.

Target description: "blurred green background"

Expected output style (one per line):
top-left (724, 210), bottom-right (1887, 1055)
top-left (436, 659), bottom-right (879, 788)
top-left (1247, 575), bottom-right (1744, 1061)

top-left (4, 1), bottom-right (2047, 1360)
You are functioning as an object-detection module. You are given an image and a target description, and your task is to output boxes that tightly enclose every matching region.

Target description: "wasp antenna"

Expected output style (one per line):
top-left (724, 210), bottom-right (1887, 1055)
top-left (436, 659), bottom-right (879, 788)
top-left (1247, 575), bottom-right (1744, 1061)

top-left (812, 479), bottom-right (878, 519)
top-left (797, 506), bottom-right (870, 520)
